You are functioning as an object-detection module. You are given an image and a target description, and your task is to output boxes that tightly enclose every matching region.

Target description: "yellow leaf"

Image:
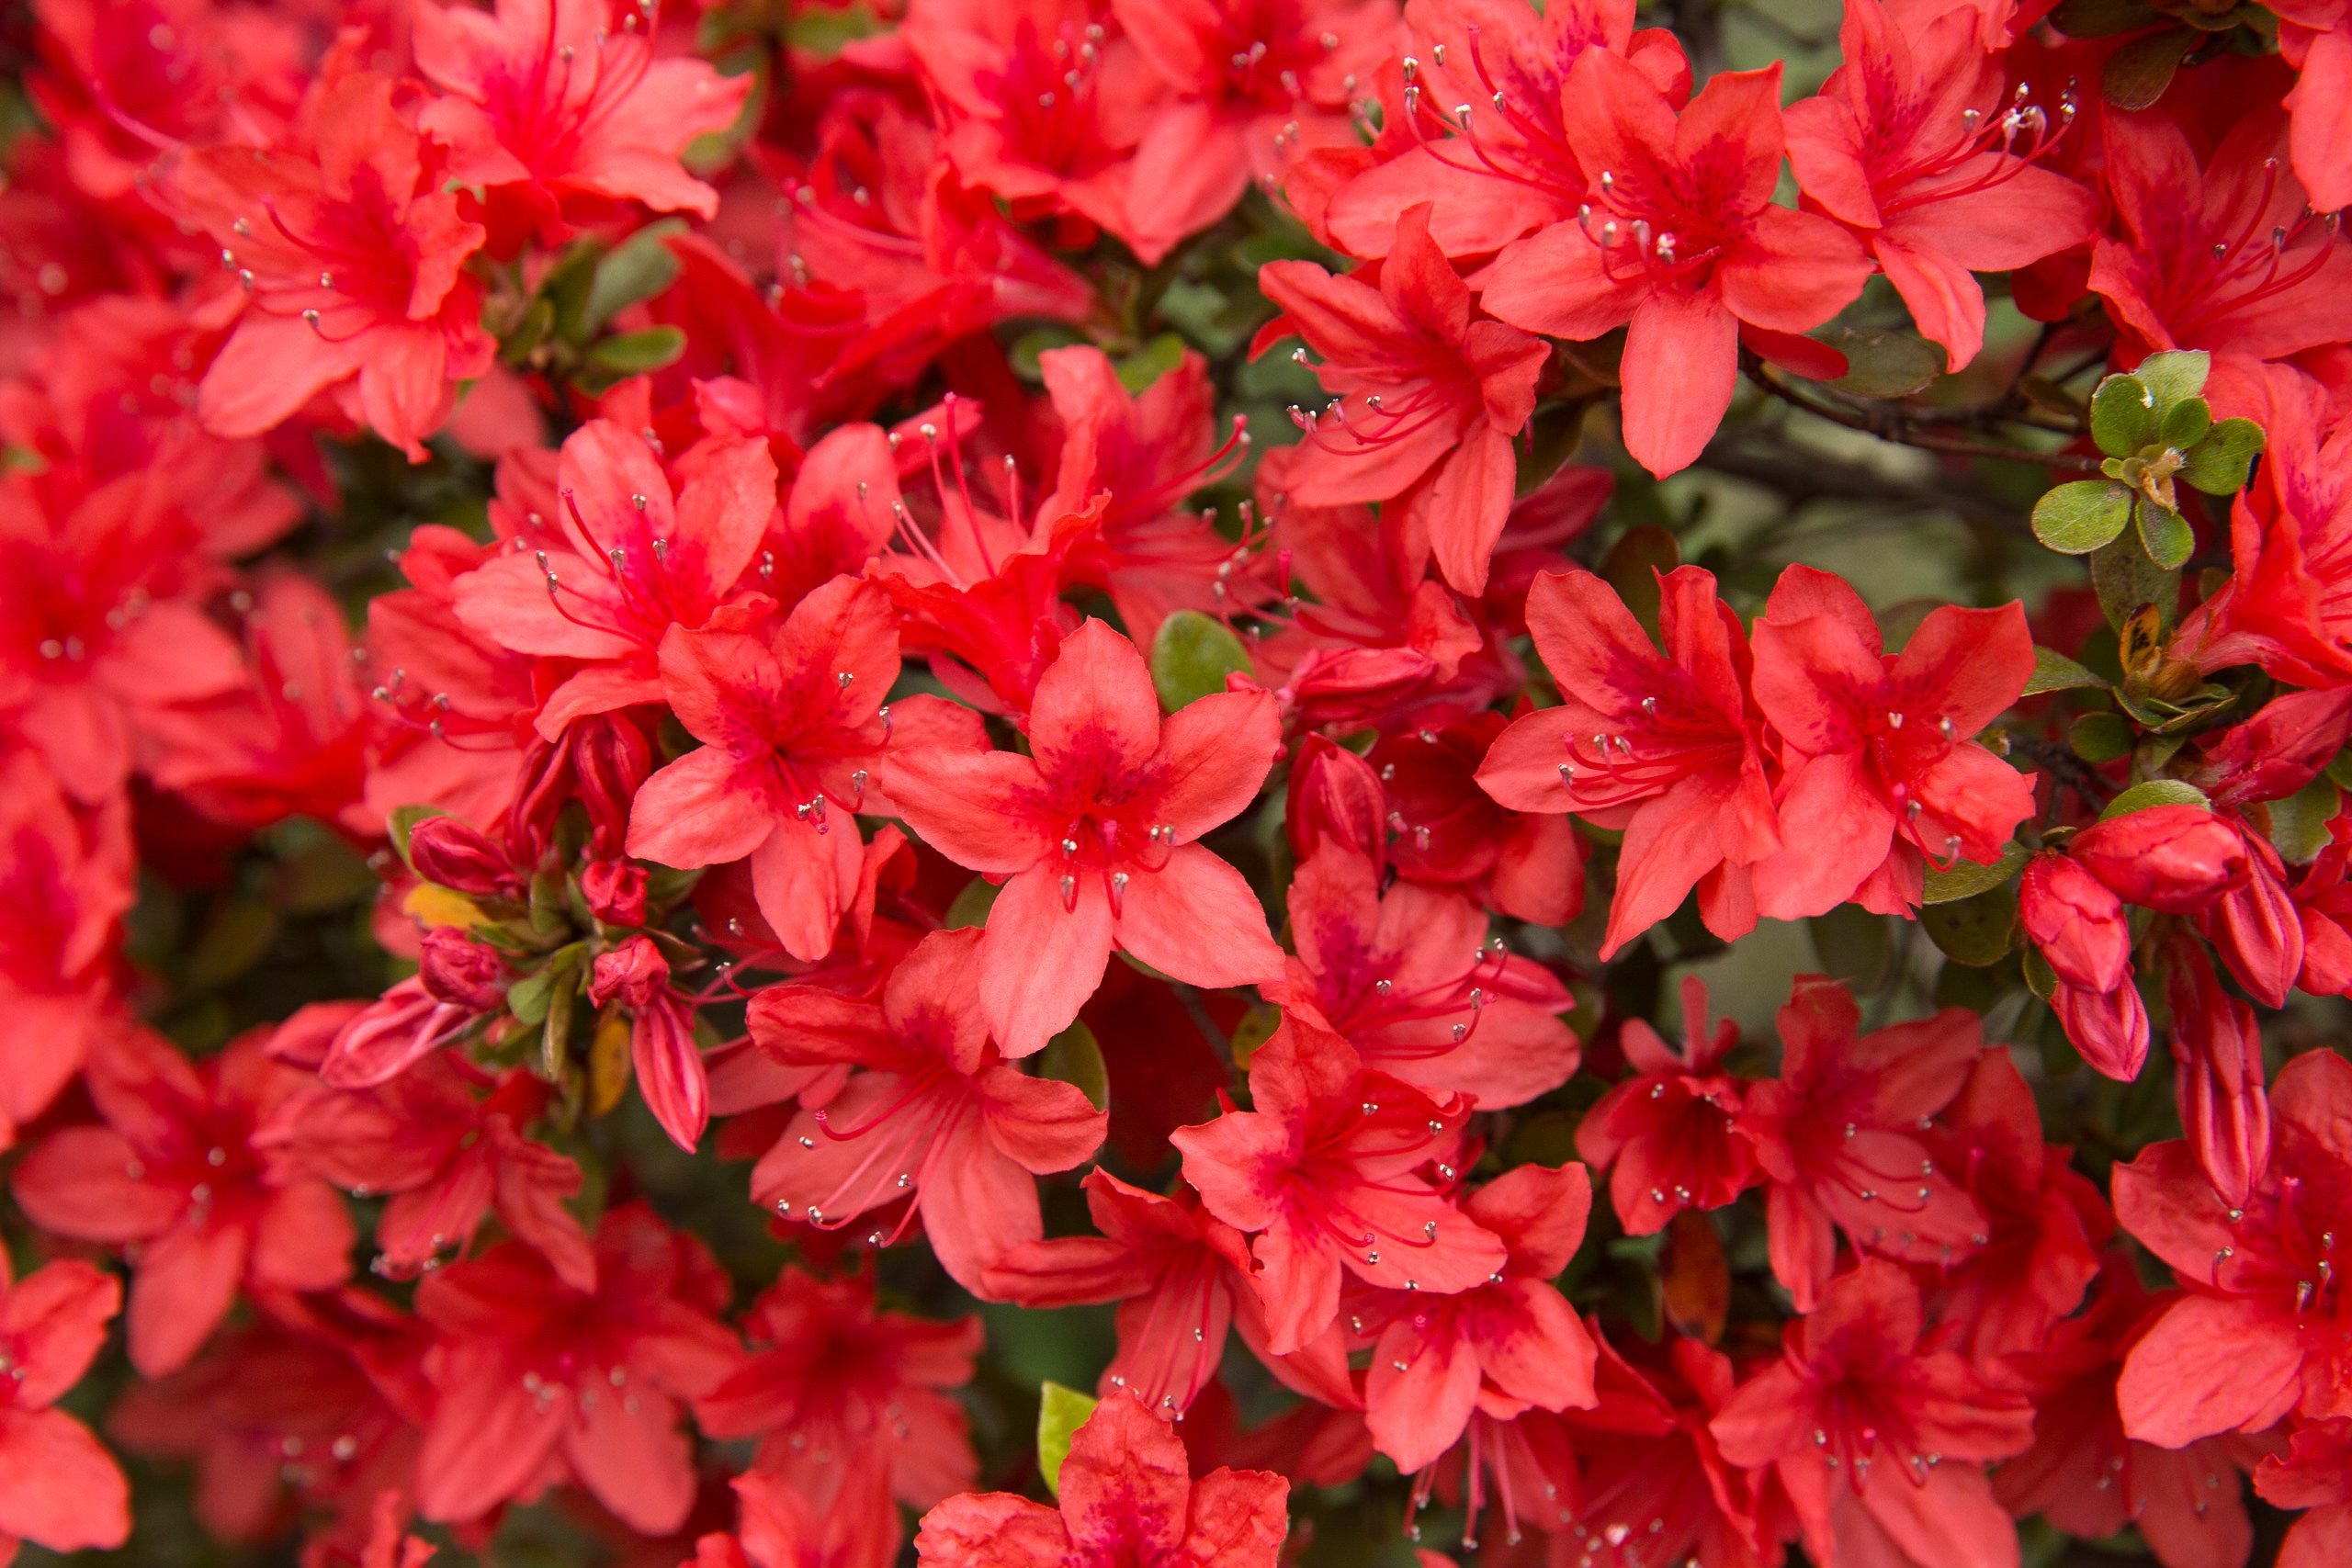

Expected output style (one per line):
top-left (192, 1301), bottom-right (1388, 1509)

top-left (404, 884), bottom-right (489, 930)
top-left (589, 1009), bottom-right (633, 1117)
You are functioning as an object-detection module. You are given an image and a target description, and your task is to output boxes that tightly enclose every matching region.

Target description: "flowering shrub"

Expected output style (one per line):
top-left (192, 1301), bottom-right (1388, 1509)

top-left (4, 0), bottom-right (2352, 1563)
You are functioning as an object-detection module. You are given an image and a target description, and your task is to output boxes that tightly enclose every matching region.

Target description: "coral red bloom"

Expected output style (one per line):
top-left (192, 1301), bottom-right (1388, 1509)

top-left (0, 1257), bottom-right (131, 1558)
top-left (748, 928), bottom-right (1107, 1294)
top-left (169, 70), bottom-right (495, 458)
top-left (912, 1390), bottom-right (1289, 1567)
top-left (2112, 1047), bottom-right (2352, 1448)
top-left (413, 1204), bottom-right (739, 1534)
top-left (1476, 565), bottom-right (1778, 955)
top-left (1367, 710), bottom-right (1590, 927)
top-left (1268, 842), bottom-right (1580, 1108)
top-left (1747, 565), bottom-right (2035, 919)
top-left (1170, 1018), bottom-right (1508, 1354)
top-left (626, 575), bottom-right (981, 964)
top-left (589, 934), bottom-right (713, 1153)
top-left (696, 1269), bottom-right (979, 1563)
top-left (1712, 1259), bottom-right (2036, 1568)
top-left (1357, 1162), bottom-right (1600, 1473)
top-left (1577, 976), bottom-right (1758, 1234)
top-left (983, 1168), bottom-right (1253, 1416)
top-left (454, 421), bottom-right (781, 737)
top-left (10, 1026), bottom-right (355, 1376)
top-left (1784, 0), bottom-right (2097, 367)
top-left (876, 617), bottom-right (1284, 1055)
top-left (414, 0), bottom-right (749, 240)
top-left (2019, 848), bottom-right (2150, 1080)
top-left (1737, 977), bottom-right (1984, 1311)
top-left (1258, 203), bottom-right (1548, 594)
top-left (1477, 54), bottom-right (1871, 476)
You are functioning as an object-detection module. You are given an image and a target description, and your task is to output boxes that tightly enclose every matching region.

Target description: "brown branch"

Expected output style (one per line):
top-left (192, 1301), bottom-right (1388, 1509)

top-left (1747, 358), bottom-right (2108, 474)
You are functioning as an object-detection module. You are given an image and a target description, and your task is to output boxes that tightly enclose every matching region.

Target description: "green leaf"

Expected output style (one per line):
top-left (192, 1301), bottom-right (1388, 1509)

top-left (1115, 333), bottom-right (1188, 396)
top-left (2133, 349), bottom-right (2211, 412)
top-left (1037, 1382), bottom-right (1100, 1496)
top-left (1808, 904), bottom-right (1894, 990)
top-left (1922, 883), bottom-right (2020, 967)
top-left (507, 942), bottom-right (584, 1028)
top-left (583, 326), bottom-right (687, 376)
top-left (2087, 373), bottom-right (2154, 458)
top-left (1821, 325), bottom-right (1945, 399)
top-left (2100, 778), bottom-right (2211, 818)
top-left (944, 876), bottom-right (1001, 930)
top-left (2031, 480), bottom-right (2132, 554)
top-left (1230, 1002), bottom-right (1282, 1071)
top-left (2181, 417), bottom-right (2265, 495)
top-left (2270, 773), bottom-right (2342, 865)
top-left (1035, 1020), bottom-right (1109, 1111)
top-left (2089, 532), bottom-right (2181, 633)
top-left (1923, 840), bottom-right (2029, 905)
top-left (2051, 0), bottom-right (2161, 35)
top-left (2135, 499), bottom-right (2196, 570)
top-left (2022, 943), bottom-right (2060, 1002)
top-left (2159, 396), bottom-right (2211, 450)
top-left (1149, 610), bottom-right (1253, 712)
top-left (2101, 25), bottom-right (2190, 110)
top-left (2070, 711), bottom-right (2135, 763)
top-left (582, 220), bottom-right (685, 335)
top-left (2023, 646), bottom-right (2107, 696)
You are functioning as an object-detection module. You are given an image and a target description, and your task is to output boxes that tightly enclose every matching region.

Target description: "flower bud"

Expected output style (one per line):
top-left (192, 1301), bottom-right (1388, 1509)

top-left (2019, 852), bottom-right (2129, 992)
top-left (407, 816), bottom-right (521, 900)
top-left (2051, 976), bottom-right (2149, 1081)
top-left (571, 716), bottom-right (653, 861)
top-left (590, 933), bottom-right (672, 1010)
top-left (2070, 805), bottom-right (2249, 913)
top-left (322, 977), bottom-right (470, 1089)
top-left (2165, 942), bottom-right (2271, 1209)
top-left (418, 926), bottom-right (509, 1010)
top-left (582, 859), bottom-right (649, 927)
top-left (1285, 734), bottom-right (1386, 866)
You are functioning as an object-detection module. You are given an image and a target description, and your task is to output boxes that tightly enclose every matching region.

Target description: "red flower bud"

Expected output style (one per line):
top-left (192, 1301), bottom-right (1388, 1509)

top-left (419, 926), bottom-right (509, 1010)
top-left (407, 816), bottom-right (522, 900)
top-left (582, 859), bottom-right (650, 927)
top-left (2070, 806), bottom-right (2249, 913)
top-left (1284, 734), bottom-right (1386, 866)
top-left (2019, 852), bottom-right (2129, 992)
top-left (2051, 976), bottom-right (2149, 1081)
top-left (571, 716), bottom-right (653, 861)
top-left (322, 977), bottom-right (473, 1089)
top-left (590, 933), bottom-right (672, 1010)
top-left (2165, 942), bottom-right (2271, 1208)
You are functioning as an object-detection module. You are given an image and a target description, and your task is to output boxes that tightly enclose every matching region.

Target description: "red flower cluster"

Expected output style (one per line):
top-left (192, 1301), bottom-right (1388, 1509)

top-left (3, 0), bottom-right (2351, 1564)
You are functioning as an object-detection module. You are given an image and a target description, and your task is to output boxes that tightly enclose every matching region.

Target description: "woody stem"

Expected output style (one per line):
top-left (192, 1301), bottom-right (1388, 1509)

top-left (1744, 355), bottom-right (2108, 475)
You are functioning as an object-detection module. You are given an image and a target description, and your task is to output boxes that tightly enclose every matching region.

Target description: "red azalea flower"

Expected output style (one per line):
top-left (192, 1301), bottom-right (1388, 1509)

top-left (412, 1204), bottom-right (740, 1534)
top-left (1258, 202), bottom-right (1548, 595)
top-left (1476, 565), bottom-right (1779, 955)
top-left (1477, 54), bottom-right (1871, 477)
top-left (696, 1268), bottom-right (979, 1564)
top-left (1355, 1162), bottom-right (1600, 1474)
top-left (1747, 565), bottom-right (2035, 920)
top-left (168, 69), bottom-right (496, 458)
top-left (625, 575), bottom-right (983, 963)
top-left (10, 1025), bottom-right (355, 1376)
top-left (1736, 977), bottom-right (1984, 1311)
top-left (1170, 1017), bottom-right (1508, 1355)
top-left (2112, 1047), bottom-right (2352, 1448)
top-left (1368, 709), bottom-right (1589, 926)
top-left (0, 1256), bottom-right (131, 1558)
top-left (1711, 1258), bottom-right (2036, 1568)
top-left (1784, 0), bottom-right (2097, 367)
top-left (1577, 975), bottom-right (1758, 1235)
top-left (912, 1389), bottom-right (1289, 1567)
top-left (876, 616), bottom-right (1283, 1055)
top-left (413, 0), bottom-right (750, 242)
top-left (747, 928), bottom-right (1107, 1294)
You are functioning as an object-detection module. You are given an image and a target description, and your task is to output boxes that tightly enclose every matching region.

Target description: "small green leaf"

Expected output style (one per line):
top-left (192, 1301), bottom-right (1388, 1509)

top-left (2159, 396), bottom-right (2212, 449)
top-left (1822, 325), bottom-right (1945, 399)
top-left (1149, 610), bottom-right (1253, 713)
top-left (2032, 480), bottom-right (2132, 554)
top-left (1038, 1382), bottom-right (1100, 1496)
top-left (2099, 779), bottom-right (2211, 818)
top-left (944, 876), bottom-right (1001, 930)
top-left (582, 220), bottom-right (685, 335)
top-left (2087, 373), bottom-right (2154, 458)
top-left (2270, 773), bottom-right (2342, 865)
top-left (2023, 646), bottom-right (2108, 696)
top-left (2135, 499), bottom-right (2196, 570)
top-left (2051, 0), bottom-right (2160, 35)
top-left (1035, 1020), bottom-right (1109, 1111)
top-left (1922, 840), bottom-right (2029, 905)
top-left (388, 804), bottom-right (450, 868)
top-left (2101, 25), bottom-right (2191, 110)
top-left (2133, 349), bottom-right (2211, 412)
top-left (507, 942), bottom-right (584, 1028)
top-left (583, 326), bottom-right (687, 376)
top-left (1115, 333), bottom-right (1188, 396)
top-left (2070, 712), bottom-right (2135, 763)
top-left (2181, 417), bottom-right (2265, 495)
top-left (1231, 1002), bottom-right (1282, 1071)
top-left (2089, 532), bottom-right (2181, 633)
top-left (1808, 904), bottom-right (1894, 990)
top-left (2022, 943), bottom-right (2060, 1002)
top-left (1922, 883), bottom-right (2020, 967)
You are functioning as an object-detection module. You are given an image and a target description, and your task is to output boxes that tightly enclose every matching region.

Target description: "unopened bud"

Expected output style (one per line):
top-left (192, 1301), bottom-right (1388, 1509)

top-left (582, 859), bottom-right (649, 927)
top-left (589, 933), bottom-right (671, 1010)
top-left (407, 816), bottom-right (522, 900)
top-left (2019, 852), bottom-right (2129, 991)
top-left (1284, 734), bottom-right (1386, 865)
top-left (418, 927), bottom-right (509, 1010)
top-left (571, 716), bottom-right (653, 860)
top-left (2070, 806), bottom-right (2249, 913)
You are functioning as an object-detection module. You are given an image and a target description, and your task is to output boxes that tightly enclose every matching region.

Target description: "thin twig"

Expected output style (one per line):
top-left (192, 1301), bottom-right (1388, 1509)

top-left (1747, 357), bottom-right (2107, 474)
